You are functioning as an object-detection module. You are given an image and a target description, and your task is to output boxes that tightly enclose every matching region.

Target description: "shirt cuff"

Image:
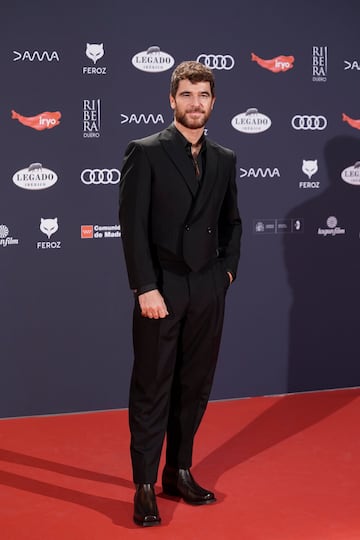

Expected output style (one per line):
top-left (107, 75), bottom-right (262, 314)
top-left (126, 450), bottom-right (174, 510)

top-left (226, 270), bottom-right (235, 283)
top-left (133, 283), bottom-right (158, 296)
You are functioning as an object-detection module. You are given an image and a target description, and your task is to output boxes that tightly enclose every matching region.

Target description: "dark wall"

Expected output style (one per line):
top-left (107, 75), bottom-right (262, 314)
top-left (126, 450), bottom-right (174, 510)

top-left (1, 0), bottom-right (359, 417)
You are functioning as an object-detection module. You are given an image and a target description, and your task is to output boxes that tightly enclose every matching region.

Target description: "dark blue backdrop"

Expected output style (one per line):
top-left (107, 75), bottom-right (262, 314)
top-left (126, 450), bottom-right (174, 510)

top-left (1, 0), bottom-right (359, 417)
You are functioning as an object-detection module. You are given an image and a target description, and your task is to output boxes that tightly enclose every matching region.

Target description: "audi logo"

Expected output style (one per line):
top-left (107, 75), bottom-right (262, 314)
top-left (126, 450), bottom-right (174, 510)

top-left (81, 168), bottom-right (121, 184)
top-left (196, 54), bottom-right (235, 70)
top-left (291, 115), bottom-right (327, 130)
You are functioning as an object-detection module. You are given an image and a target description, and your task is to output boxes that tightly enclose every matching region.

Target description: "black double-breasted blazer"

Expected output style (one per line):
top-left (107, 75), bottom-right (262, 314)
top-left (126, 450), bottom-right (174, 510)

top-left (119, 124), bottom-right (242, 291)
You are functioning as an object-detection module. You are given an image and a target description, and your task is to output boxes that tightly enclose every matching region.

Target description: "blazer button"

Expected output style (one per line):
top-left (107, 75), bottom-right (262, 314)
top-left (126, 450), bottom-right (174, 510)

top-left (185, 225), bottom-right (190, 231)
top-left (207, 227), bottom-right (212, 234)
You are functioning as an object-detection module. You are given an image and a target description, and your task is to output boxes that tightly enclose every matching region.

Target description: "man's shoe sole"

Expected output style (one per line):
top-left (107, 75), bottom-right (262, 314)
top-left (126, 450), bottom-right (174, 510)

top-left (133, 515), bottom-right (161, 527)
top-left (162, 485), bottom-right (216, 505)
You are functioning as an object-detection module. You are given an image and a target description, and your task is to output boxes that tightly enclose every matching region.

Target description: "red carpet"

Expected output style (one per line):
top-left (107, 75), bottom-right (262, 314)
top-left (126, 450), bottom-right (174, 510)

top-left (1, 388), bottom-right (360, 539)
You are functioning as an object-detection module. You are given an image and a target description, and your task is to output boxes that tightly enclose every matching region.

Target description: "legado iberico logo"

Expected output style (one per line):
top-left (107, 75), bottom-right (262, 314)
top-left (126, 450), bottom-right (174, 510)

top-left (13, 163), bottom-right (58, 190)
top-left (132, 46), bottom-right (174, 73)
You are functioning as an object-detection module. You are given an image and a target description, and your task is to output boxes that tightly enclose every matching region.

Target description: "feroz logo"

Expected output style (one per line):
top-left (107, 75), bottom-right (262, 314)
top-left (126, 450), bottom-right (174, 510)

top-left (251, 53), bottom-right (294, 73)
top-left (232, 108), bottom-right (271, 134)
top-left (83, 43), bottom-right (107, 75)
top-left (291, 115), bottom-right (327, 130)
top-left (341, 162), bottom-right (360, 186)
top-left (81, 168), bottom-right (121, 185)
top-left (120, 113), bottom-right (164, 125)
top-left (83, 99), bottom-right (101, 137)
top-left (86, 43), bottom-right (104, 64)
top-left (11, 110), bottom-right (61, 131)
top-left (40, 218), bottom-right (59, 239)
top-left (254, 219), bottom-right (303, 234)
top-left (342, 113), bottom-right (360, 130)
top-left (300, 159), bottom-right (320, 188)
top-left (239, 167), bottom-right (280, 179)
top-left (13, 50), bottom-right (60, 62)
top-left (344, 60), bottom-right (360, 71)
top-left (318, 216), bottom-right (345, 237)
top-left (81, 224), bottom-right (120, 239)
top-left (13, 163), bottom-right (58, 190)
top-left (37, 218), bottom-right (61, 249)
top-left (312, 46), bottom-right (328, 82)
top-left (196, 54), bottom-right (235, 70)
top-left (0, 225), bottom-right (19, 248)
top-left (132, 46), bottom-right (174, 72)
top-left (302, 159), bottom-right (318, 179)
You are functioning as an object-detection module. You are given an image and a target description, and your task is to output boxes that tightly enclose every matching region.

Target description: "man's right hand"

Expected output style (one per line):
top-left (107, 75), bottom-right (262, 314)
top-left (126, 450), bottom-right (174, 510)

top-left (138, 289), bottom-right (169, 319)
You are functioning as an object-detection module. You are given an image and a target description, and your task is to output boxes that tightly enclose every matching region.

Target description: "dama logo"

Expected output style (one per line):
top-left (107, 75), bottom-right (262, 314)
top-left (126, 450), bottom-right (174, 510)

top-left (120, 113), bottom-right (164, 125)
top-left (11, 110), bottom-right (61, 131)
top-left (240, 167), bottom-right (280, 179)
top-left (344, 60), bottom-right (360, 71)
top-left (13, 50), bottom-right (60, 62)
top-left (251, 53), bottom-right (294, 73)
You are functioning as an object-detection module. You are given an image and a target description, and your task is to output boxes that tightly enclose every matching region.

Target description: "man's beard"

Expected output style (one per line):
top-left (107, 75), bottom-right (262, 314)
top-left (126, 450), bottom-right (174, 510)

top-left (175, 108), bottom-right (211, 129)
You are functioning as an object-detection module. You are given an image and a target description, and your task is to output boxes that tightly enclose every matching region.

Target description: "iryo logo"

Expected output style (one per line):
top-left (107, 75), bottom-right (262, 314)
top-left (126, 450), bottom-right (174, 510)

top-left (251, 53), bottom-right (294, 73)
top-left (342, 113), bottom-right (360, 130)
top-left (11, 110), bottom-right (61, 131)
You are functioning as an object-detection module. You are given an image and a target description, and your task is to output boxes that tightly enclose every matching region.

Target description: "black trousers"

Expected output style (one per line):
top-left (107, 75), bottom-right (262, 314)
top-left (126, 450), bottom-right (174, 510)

top-left (129, 258), bottom-right (229, 484)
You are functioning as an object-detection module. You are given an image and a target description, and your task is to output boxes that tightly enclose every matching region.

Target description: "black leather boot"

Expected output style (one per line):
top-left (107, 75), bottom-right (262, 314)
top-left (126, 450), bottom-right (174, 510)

top-left (133, 483), bottom-right (161, 526)
top-left (162, 465), bottom-right (216, 505)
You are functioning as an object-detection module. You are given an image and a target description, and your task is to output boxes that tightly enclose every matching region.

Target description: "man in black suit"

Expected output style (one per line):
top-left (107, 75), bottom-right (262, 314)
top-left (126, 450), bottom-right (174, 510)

top-left (119, 61), bottom-right (241, 526)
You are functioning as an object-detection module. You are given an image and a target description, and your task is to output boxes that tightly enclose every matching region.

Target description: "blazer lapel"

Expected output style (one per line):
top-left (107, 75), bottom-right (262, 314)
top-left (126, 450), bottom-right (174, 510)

top-left (159, 128), bottom-right (199, 197)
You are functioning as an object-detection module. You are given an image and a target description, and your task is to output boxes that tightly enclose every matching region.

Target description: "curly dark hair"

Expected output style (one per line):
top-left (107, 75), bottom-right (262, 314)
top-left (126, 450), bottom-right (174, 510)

top-left (170, 61), bottom-right (215, 97)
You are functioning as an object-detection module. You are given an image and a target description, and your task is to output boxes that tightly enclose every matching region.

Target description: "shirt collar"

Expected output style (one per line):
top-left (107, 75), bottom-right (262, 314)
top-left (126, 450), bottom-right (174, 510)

top-left (169, 122), bottom-right (206, 152)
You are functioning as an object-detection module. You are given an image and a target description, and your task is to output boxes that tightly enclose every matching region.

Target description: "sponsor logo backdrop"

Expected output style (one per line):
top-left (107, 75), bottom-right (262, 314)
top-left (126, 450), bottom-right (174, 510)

top-left (1, 0), bottom-right (359, 417)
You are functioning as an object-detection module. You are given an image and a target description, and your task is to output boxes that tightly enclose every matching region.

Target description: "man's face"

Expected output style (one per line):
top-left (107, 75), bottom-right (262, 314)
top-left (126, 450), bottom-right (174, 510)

top-left (170, 79), bottom-right (215, 130)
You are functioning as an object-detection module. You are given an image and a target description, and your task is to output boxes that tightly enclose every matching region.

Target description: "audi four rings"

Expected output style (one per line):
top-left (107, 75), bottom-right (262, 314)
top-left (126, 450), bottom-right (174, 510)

top-left (196, 54), bottom-right (235, 70)
top-left (291, 115), bottom-right (327, 130)
top-left (81, 169), bottom-right (121, 184)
